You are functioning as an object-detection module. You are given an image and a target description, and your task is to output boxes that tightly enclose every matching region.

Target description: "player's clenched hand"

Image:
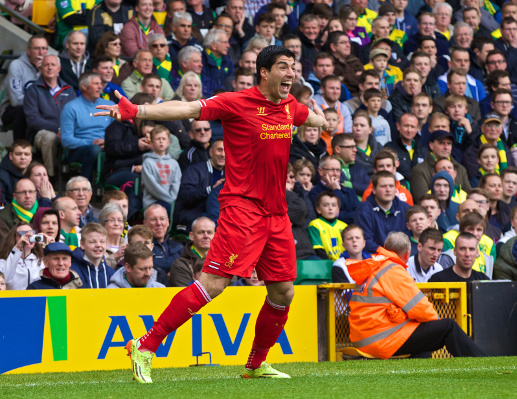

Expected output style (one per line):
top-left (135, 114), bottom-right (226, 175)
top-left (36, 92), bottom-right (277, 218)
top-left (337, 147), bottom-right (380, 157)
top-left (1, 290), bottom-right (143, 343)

top-left (308, 99), bottom-right (329, 131)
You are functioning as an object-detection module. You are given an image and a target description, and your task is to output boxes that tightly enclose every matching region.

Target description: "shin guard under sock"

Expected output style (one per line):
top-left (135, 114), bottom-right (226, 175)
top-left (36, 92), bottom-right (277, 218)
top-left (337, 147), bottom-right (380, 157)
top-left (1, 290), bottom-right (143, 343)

top-left (246, 296), bottom-right (290, 370)
top-left (139, 281), bottom-right (211, 353)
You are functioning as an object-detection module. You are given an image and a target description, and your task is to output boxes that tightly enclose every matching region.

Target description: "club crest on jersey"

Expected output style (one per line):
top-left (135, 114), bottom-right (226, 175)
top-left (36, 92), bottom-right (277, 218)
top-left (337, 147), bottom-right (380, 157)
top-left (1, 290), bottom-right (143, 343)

top-left (257, 107), bottom-right (268, 116)
top-left (285, 104), bottom-right (292, 119)
top-left (225, 254), bottom-right (239, 268)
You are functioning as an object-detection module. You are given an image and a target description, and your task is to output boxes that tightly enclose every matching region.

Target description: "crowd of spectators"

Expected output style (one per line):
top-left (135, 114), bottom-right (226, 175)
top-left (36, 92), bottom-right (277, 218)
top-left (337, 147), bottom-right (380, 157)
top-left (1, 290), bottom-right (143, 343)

top-left (3, 0), bottom-right (517, 291)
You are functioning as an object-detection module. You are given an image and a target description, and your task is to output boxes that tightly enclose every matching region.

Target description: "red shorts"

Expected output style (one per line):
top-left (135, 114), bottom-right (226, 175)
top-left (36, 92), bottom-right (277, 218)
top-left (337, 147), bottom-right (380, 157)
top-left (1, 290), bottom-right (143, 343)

top-left (202, 206), bottom-right (297, 282)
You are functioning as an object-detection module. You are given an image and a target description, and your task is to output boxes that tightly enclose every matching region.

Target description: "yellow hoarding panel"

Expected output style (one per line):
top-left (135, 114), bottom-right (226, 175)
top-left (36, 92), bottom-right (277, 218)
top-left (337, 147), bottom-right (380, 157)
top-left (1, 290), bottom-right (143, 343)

top-left (0, 286), bottom-right (318, 374)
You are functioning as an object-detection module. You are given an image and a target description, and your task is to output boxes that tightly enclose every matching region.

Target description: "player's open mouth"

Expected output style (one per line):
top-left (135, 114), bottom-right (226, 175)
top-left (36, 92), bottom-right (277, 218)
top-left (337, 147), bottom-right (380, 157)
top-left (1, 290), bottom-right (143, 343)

top-left (280, 82), bottom-right (292, 91)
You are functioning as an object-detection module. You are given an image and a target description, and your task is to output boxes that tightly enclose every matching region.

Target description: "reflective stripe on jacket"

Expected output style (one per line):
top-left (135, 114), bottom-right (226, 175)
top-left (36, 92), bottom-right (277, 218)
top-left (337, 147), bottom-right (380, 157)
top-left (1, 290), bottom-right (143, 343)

top-left (347, 247), bottom-right (439, 359)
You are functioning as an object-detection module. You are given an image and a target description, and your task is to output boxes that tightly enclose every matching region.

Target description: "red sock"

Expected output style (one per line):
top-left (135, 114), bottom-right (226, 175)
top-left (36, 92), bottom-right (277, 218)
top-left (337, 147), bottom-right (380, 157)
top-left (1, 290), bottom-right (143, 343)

top-left (139, 281), bottom-right (211, 353)
top-left (246, 296), bottom-right (290, 370)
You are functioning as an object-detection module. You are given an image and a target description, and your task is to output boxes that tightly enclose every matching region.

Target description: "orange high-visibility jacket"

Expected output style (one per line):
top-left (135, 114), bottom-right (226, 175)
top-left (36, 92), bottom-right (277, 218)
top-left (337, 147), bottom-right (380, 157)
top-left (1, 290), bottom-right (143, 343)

top-left (346, 247), bottom-right (438, 359)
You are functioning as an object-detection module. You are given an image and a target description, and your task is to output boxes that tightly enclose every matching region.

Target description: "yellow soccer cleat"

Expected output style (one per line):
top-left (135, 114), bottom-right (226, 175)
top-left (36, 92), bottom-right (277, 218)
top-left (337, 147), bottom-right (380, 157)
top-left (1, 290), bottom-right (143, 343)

top-left (126, 338), bottom-right (154, 383)
top-left (242, 362), bottom-right (291, 379)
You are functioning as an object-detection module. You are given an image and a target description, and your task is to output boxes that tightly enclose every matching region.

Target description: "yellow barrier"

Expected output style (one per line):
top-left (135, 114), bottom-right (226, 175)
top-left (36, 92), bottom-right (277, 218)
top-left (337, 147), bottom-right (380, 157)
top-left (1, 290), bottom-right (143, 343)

top-left (0, 286), bottom-right (318, 374)
top-left (319, 282), bottom-right (468, 361)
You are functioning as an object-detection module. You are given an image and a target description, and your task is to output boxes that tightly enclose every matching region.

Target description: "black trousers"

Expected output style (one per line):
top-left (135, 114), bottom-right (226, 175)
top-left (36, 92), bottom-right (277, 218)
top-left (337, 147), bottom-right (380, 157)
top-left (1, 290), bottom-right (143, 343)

top-left (393, 318), bottom-right (487, 358)
top-left (1, 105), bottom-right (27, 140)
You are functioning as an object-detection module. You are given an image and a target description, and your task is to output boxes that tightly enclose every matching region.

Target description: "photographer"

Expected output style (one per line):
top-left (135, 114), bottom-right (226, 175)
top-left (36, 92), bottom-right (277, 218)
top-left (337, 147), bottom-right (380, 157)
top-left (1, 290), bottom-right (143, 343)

top-left (0, 221), bottom-right (46, 290)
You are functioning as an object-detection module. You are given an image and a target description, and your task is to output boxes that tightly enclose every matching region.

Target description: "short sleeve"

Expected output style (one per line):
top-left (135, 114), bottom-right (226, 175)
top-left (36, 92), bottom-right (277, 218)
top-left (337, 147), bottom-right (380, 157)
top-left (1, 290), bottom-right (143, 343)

top-left (292, 100), bottom-right (309, 127)
top-left (198, 94), bottom-right (236, 122)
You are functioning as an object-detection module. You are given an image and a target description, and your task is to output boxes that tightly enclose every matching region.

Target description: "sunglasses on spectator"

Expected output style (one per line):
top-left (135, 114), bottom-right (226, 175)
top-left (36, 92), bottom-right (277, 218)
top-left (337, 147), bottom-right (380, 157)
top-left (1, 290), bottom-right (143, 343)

top-left (152, 43), bottom-right (167, 48)
top-left (194, 128), bottom-right (211, 132)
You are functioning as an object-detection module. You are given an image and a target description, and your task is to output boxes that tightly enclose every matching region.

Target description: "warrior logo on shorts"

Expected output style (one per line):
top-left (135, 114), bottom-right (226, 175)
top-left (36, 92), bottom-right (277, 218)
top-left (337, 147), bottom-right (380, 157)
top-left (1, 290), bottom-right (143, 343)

top-left (225, 254), bottom-right (239, 268)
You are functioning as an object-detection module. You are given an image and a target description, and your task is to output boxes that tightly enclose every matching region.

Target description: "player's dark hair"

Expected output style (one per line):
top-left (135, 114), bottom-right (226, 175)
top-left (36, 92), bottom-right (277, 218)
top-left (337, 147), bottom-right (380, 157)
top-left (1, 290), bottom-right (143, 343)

top-left (256, 45), bottom-right (295, 84)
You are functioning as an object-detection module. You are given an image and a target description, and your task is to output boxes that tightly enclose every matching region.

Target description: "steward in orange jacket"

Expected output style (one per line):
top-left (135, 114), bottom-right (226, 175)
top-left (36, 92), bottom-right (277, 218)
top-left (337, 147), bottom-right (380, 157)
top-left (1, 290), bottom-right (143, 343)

top-left (347, 246), bottom-right (438, 359)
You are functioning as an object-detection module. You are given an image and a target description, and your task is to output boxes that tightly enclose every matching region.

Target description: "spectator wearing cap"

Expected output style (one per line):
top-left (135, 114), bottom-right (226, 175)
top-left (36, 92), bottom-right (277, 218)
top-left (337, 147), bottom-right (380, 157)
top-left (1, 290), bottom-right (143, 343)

top-left (364, 47), bottom-right (401, 97)
top-left (360, 28), bottom-right (408, 70)
top-left (463, 112), bottom-right (515, 181)
top-left (410, 129), bottom-right (471, 201)
top-left (27, 242), bottom-right (83, 289)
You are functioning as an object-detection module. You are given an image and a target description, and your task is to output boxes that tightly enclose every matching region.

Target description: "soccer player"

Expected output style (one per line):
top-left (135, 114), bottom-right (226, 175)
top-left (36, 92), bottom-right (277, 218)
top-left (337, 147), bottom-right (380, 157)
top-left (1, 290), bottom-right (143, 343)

top-left (95, 46), bottom-right (328, 383)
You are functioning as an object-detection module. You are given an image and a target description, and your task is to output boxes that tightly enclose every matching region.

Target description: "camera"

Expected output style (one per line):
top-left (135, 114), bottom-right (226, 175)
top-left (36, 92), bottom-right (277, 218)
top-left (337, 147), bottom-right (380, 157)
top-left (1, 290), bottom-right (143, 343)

top-left (29, 234), bottom-right (44, 243)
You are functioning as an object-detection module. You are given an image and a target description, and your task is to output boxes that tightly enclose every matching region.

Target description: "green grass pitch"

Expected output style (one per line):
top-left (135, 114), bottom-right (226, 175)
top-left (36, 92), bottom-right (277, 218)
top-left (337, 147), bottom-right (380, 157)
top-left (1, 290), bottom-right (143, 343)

top-left (2, 358), bottom-right (516, 398)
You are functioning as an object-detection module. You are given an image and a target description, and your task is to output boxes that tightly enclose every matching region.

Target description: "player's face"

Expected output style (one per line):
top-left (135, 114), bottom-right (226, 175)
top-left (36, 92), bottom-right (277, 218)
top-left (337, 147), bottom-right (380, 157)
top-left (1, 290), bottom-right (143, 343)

top-left (317, 196), bottom-right (339, 219)
top-left (80, 232), bottom-right (107, 262)
top-left (262, 55), bottom-right (295, 102)
top-left (126, 257), bottom-right (154, 287)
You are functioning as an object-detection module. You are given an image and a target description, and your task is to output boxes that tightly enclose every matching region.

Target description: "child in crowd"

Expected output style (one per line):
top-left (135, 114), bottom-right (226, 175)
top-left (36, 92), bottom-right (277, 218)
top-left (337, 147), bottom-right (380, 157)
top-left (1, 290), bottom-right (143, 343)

top-left (141, 125), bottom-right (182, 214)
top-left (443, 94), bottom-right (473, 162)
top-left (470, 144), bottom-right (500, 188)
top-left (293, 158), bottom-right (315, 192)
top-left (405, 205), bottom-right (431, 256)
top-left (363, 88), bottom-right (391, 146)
top-left (366, 48), bottom-right (393, 97)
top-left (308, 192), bottom-right (347, 261)
top-left (332, 224), bottom-right (372, 283)
top-left (0, 271), bottom-right (5, 290)
top-left (419, 194), bottom-right (441, 231)
top-left (321, 108), bottom-right (341, 155)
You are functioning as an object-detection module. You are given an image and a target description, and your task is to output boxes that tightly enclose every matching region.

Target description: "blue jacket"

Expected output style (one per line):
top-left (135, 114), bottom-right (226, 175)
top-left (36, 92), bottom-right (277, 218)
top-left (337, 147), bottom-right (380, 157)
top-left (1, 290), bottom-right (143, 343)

top-left (430, 171), bottom-right (459, 233)
top-left (395, 11), bottom-right (418, 38)
top-left (437, 73), bottom-right (486, 102)
top-left (23, 75), bottom-right (76, 137)
top-left (0, 155), bottom-right (24, 205)
top-left (200, 50), bottom-right (234, 98)
top-left (175, 160), bottom-right (224, 229)
top-left (309, 180), bottom-right (359, 225)
top-left (167, 34), bottom-right (203, 60)
top-left (70, 247), bottom-right (115, 289)
top-left (152, 237), bottom-right (184, 272)
top-left (27, 269), bottom-right (83, 289)
top-left (354, 194), bottom-right (410, 253)
top-left (60, 96), bottom-right (114, 150)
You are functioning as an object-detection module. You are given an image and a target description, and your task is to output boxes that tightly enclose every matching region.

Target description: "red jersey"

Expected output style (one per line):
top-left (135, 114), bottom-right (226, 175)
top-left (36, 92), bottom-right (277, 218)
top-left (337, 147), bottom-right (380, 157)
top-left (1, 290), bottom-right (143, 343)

top-left (198, 86), bottom-right (309, 216)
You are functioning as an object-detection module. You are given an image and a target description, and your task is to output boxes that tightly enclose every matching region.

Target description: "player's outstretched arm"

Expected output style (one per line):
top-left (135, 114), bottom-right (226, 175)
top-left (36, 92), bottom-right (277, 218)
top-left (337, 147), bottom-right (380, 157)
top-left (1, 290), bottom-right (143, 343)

top-left (303, 99), bottom-right (329, 131)
top-left (94, 90), bottom-right (201, 121)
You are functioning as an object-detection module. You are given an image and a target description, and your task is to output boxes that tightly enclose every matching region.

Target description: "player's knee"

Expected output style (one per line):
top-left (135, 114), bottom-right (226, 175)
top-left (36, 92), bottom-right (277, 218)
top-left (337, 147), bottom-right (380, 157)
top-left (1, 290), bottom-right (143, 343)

top-left (267, 282), bottom-right (295, 306)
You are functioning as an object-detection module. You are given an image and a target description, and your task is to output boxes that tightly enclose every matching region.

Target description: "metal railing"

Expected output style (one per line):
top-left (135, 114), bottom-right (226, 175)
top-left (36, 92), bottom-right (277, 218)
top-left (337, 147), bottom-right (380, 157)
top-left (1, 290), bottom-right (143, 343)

top-left (320, 282), bottom-right (468, 361)
top-left (0, 4), bottom-right (44, 35)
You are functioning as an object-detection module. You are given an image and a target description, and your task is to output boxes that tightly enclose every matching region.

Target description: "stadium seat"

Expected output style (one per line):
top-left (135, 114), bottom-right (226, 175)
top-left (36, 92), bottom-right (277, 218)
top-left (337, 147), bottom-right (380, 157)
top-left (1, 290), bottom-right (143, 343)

top-left (95, 152), bottom-right (118, 193)
top-left (294, 259), bottom-right (334, 285)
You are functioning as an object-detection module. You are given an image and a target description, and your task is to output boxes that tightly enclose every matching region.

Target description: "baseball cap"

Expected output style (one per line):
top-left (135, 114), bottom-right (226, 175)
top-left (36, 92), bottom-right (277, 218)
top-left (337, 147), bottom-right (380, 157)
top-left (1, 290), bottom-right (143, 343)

top-left (44, 242), bottom-right (73, 256)
top-left (370, 48), bottom-right (389, 60)
top-left (378, 3), bottom-right (396, 15)
top-left (429, 130), bottom-right (454, 142)
top-left (483, 112), bottom-right (502, 124)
